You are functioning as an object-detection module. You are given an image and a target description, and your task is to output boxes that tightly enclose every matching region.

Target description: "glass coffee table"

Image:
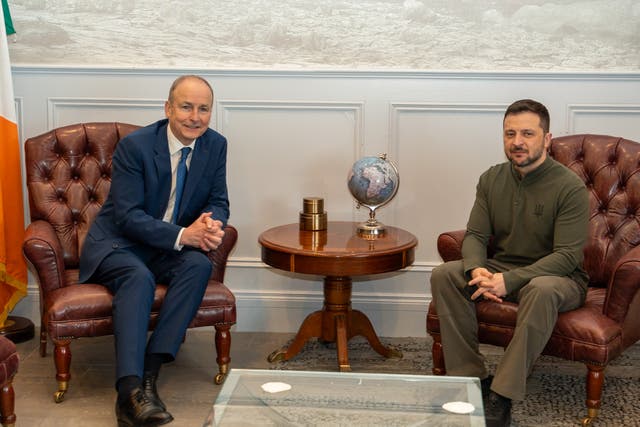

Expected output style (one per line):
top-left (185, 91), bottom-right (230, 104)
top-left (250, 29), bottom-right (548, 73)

top-left (204, 369), bottom-right (485, 426)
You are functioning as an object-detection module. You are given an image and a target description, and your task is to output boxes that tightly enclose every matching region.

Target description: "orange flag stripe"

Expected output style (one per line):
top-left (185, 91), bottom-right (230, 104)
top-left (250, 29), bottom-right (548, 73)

top-left (0, 114), bottom-right (27, 325)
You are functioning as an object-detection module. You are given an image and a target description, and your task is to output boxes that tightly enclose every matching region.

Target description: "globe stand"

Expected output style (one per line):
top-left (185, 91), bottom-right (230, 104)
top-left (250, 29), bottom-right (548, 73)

top-left (357, 207), bottom-right (386, 238)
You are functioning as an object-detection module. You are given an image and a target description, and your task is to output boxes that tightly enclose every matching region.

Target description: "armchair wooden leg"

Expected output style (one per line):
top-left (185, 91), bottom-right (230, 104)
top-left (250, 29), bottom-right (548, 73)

top-left (214, 324), bottom-right (232, 385)
top-left (582, 364), bottom-right (605, 425)
top-left (52, 339), bottom-right (72, 403)
top-left (39, 321), bottom-right (47, 357)
top-left (0, 376), bottom-right (16, 427)
top-left (430, 333), bottom-right (447, 375)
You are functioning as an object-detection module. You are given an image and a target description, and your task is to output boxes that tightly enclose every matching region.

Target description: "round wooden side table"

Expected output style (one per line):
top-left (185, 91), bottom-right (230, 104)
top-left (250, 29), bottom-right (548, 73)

top-left (259, 221), bottom-right (418, 371)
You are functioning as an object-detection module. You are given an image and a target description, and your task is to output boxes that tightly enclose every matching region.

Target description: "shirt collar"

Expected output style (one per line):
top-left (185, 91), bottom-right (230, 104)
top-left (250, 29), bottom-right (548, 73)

top-left (167, 126), bottom-right (196, 155)
top-left (510, 155), bottom-right (554, 182)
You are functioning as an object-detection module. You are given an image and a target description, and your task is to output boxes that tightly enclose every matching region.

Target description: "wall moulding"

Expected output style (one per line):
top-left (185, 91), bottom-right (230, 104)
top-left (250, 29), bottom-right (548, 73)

top-left (567, 104), bottom-right (640, 139)
top-left (12, 66), bottom-right (640, 81)
top-left (47, 98), bottom-right (164, 129)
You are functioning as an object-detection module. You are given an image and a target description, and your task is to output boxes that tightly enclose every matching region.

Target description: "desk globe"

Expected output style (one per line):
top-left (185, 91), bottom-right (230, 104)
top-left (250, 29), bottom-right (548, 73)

top-left (347, 154), bottom-right (399, 237)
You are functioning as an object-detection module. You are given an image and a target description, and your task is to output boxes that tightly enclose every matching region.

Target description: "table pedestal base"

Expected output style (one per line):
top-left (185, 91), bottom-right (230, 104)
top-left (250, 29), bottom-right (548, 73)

top-left (267, 276), bottom-right (402, 371)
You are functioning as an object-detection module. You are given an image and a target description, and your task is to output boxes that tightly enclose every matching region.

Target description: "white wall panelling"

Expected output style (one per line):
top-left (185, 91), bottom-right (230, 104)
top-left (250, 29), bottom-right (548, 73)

top-left (11, 68), bottom-right (640, 337)
top-left (217, 99), bottom-right (364, 257)
top-left (47, 98), bottom-right (164, 129)
top-left (567, 104), bottom-right (640, 138)
top-left (389, 103), bottom-right (508, 265)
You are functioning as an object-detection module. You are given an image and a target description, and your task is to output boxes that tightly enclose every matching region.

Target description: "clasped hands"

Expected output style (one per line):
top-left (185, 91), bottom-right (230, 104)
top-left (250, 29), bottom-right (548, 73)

top-left (468, 268), bottom-right (507, 302)
top-left (180, 212), bottom-right (225, 252)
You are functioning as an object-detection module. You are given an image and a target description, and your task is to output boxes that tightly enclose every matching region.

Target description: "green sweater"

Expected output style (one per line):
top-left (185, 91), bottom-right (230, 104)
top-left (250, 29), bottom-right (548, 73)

top-left (461, 156), bottom-right (590, 294)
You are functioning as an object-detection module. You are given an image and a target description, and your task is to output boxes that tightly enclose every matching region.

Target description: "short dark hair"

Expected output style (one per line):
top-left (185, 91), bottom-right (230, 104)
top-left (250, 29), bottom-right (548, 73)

top-left (168, 75), bottom-right (214, 104)
top-left (504, 99), bottom-right (550, 133)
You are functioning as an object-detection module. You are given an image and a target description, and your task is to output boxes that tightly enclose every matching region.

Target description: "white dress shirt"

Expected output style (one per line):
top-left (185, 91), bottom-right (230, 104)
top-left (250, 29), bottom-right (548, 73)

top-left (163, 126), bottom-right (196, 250)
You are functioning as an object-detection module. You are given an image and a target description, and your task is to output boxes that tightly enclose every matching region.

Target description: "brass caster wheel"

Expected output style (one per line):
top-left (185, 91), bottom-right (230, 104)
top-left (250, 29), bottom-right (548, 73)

top-left (214, 364), bottom-right (229, 385)
top-left (53, 390), bottom-right (66, 403)
top-left (214, 373), bottom-right (225, 385)
top-left (267, 348), bottom-right (286, 363)
top-left (388, 347), bottom-right (403, 359)
top-left (582, 408), bottom-right (598, 425)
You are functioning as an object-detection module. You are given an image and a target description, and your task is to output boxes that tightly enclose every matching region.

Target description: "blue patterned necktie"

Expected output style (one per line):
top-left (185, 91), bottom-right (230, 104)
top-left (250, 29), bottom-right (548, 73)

top-left (171, 147), bottom-right (191, 224)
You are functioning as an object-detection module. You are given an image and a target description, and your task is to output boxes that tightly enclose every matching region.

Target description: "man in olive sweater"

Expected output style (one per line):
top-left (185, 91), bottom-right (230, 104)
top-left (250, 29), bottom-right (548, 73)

top-left (430, 99), bottom-right (589, 427)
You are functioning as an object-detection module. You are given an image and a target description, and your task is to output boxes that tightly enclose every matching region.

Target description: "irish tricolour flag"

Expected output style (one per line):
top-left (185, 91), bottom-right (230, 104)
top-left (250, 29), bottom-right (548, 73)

top-left (0, 4), bottom-right (27, 327)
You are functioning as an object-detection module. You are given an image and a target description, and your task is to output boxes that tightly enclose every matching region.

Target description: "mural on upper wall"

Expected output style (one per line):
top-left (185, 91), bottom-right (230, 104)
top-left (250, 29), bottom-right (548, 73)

top-left (5, 0), bottom-right (640, 71)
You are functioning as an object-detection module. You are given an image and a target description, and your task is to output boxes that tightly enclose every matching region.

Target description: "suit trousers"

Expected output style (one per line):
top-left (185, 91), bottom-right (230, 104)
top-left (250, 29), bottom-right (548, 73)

top-left (430, 259), bottom-right (584, 400)
top-left (91, 245), bottom-right (211, 381)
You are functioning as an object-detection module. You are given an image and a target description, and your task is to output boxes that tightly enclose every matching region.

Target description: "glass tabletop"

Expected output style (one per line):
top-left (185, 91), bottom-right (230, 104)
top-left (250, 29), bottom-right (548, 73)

top-left (204, 369), bottom-right (485, 426)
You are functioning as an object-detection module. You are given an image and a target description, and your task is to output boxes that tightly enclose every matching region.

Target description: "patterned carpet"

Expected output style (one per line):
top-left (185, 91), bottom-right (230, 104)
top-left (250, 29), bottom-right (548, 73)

top-left (271, 336), bottom-right (640, 426)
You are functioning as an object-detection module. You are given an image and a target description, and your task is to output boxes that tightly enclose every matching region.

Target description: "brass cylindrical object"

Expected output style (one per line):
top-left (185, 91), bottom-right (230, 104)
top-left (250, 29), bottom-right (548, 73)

top-left (299, 197), bottom-right (327, 231)
top-left (299, 228), bottom-right (328, 250)
top-left (299, 212), bottom-right (328, 231)
top-left (303, 197), bottom-right (324, 214)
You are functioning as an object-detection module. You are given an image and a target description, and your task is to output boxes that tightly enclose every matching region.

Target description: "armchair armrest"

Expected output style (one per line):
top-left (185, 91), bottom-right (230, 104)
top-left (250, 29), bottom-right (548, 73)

top-left (207, 224), bottom-right (238, 283)
top-left (437, 227), bottom-right (640, 347)
top-left (437, 230), bottom-right (465, 262)
top-left (22, 220), bottom-right (66, 293)
top-left (604, 245), bottom-right (640, 338)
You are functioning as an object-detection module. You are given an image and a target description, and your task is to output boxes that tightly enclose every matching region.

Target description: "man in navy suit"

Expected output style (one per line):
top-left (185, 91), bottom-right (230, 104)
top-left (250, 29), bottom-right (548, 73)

top-left (80, 75), bottom-right (229, 426)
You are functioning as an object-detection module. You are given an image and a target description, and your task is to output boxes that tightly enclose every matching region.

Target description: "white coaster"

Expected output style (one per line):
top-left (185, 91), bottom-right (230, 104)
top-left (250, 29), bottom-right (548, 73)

top-left (442, 401), bottom-right (475, 414)
top-left (261, 382), bottom-right (292, 393)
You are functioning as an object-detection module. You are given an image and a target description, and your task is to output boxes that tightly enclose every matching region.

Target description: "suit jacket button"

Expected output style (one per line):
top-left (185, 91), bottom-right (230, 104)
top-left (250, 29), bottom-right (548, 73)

top-left (112, 243), bottom-right (119, 248)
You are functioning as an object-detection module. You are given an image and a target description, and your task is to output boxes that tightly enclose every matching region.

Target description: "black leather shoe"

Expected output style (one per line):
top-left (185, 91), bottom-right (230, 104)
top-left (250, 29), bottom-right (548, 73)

top-left (485, 391), bottom-right (511, 427)
top-left (143, 371), bottom-right (167, 411)
top-left (480, 375), bottom-right (494, 400)
top-left (116, 387), bottom-right (173, 427)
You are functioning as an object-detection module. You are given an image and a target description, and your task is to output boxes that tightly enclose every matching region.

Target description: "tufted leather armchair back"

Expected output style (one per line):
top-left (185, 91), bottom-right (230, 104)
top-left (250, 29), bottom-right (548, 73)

top-left (550, 135), bottom-right (640, 288)
top-left (24, 123), bottom-right (140, 281)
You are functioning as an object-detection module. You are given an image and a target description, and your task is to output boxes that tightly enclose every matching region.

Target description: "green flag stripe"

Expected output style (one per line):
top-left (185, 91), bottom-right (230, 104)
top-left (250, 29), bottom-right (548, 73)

top-left (2, 0), bottom-right (16, 36)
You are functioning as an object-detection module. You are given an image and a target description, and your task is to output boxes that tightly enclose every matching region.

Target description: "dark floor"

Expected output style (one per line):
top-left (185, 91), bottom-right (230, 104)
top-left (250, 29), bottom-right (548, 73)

top-left (14, 330), bottom-right (298, 426)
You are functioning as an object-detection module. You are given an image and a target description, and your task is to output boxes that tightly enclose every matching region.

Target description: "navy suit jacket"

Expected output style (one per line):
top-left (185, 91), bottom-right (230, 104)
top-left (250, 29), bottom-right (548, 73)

top-left (79, 119), bottom-right (230, 283)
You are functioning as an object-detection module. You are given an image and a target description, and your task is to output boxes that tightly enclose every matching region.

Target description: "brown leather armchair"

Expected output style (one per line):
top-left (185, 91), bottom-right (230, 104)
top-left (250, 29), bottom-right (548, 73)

top-left (0, 335), bottom-right (18, 427)
top-left (426, 134), bottom-right (640, 425)
top-left (22, 122), bottom-right (237, 403)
